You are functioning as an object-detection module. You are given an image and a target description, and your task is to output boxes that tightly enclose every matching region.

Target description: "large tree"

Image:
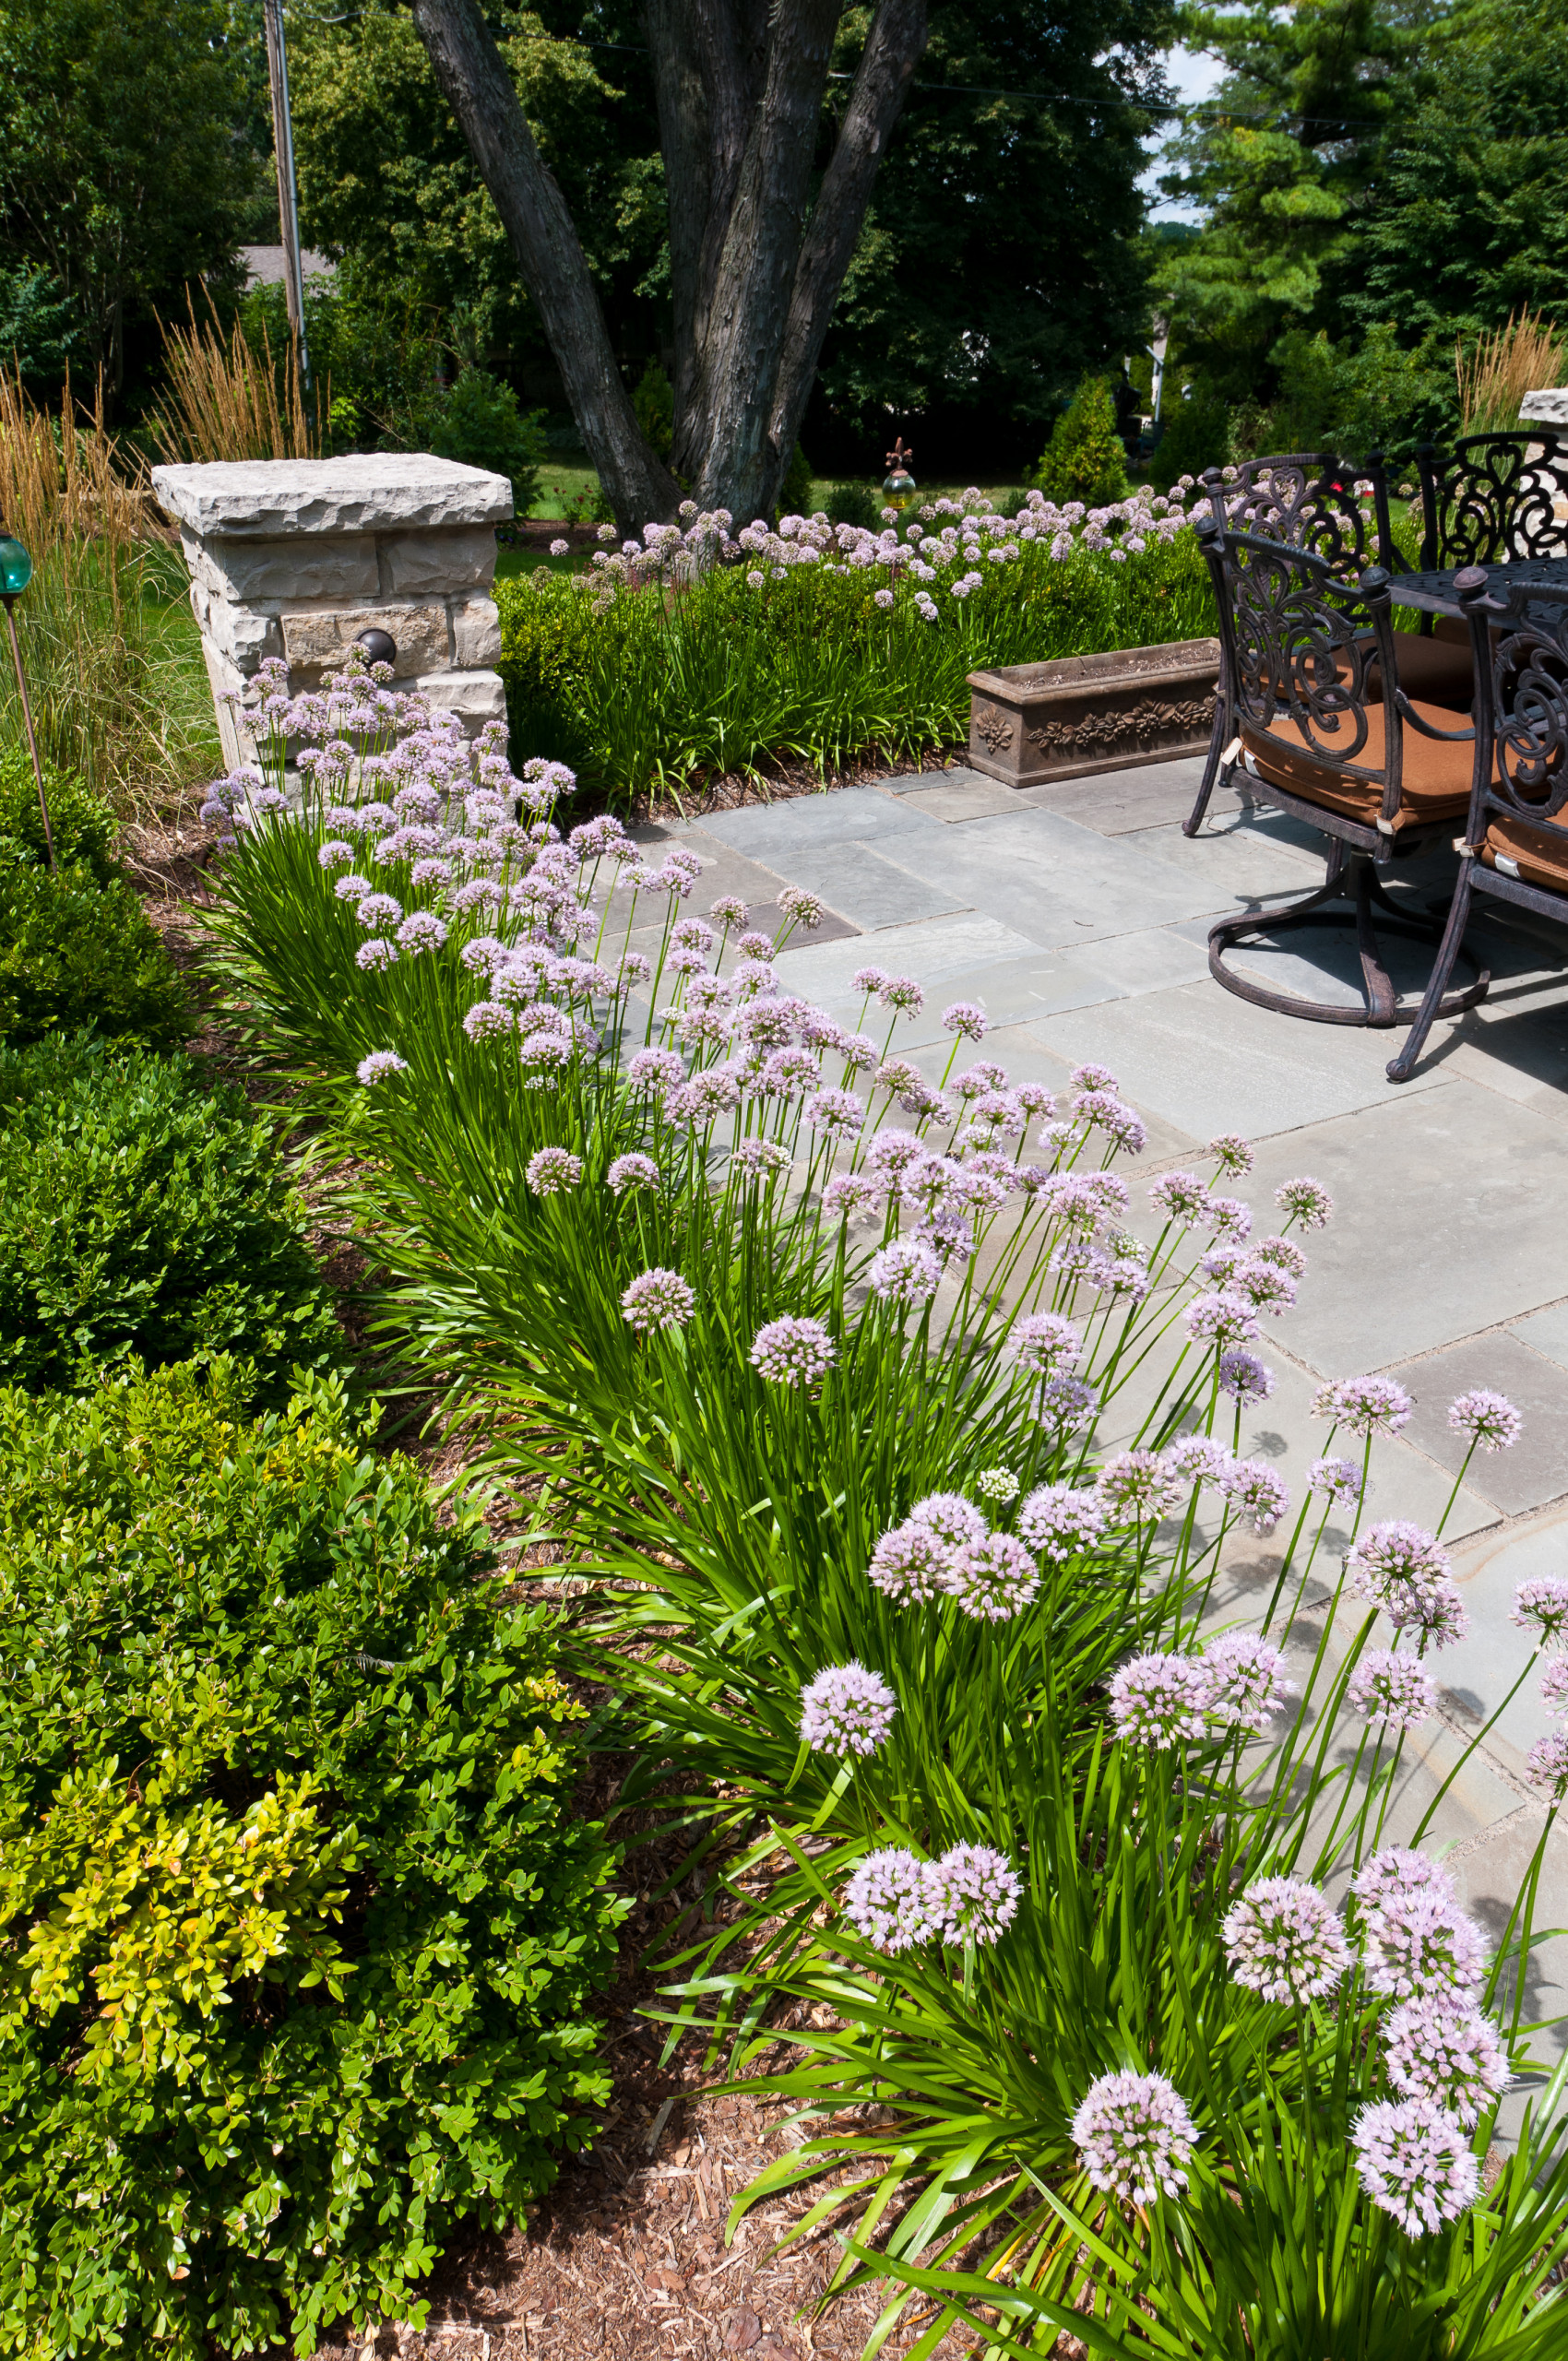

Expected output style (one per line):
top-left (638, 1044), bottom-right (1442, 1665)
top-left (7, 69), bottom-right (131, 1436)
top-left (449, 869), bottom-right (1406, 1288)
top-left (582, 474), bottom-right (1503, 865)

top-left (409, 0), bottom-right (929, 527)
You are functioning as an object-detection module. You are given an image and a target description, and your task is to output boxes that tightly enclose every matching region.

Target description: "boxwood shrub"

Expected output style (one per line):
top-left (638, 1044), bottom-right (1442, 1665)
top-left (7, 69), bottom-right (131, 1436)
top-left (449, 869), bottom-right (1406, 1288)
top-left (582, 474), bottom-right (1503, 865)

top-left (0, 1031), bottom-right (342, 1399)
top-left (0, 1358), bottom-right (625, 2357)
top-left (0, 750), bottom-right (190, 1048)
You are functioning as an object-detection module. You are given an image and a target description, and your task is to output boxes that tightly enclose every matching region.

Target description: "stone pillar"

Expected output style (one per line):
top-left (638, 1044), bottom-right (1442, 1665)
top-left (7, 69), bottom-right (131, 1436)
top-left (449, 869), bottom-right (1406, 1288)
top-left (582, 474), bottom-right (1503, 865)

top-left (150, 454), bottom-right (513, 768)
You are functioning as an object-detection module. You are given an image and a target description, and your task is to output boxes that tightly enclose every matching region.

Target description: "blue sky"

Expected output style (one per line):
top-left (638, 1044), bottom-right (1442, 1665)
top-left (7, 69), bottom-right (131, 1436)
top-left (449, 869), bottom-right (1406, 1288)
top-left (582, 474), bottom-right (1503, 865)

top-left (1141, 44), bottom-right (1225, 220)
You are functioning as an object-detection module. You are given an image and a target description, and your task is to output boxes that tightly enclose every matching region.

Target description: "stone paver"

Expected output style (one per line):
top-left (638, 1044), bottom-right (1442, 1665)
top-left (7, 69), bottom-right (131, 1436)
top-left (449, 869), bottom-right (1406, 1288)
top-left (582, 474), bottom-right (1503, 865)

top-left (653, 756), bottom-right (1568, 2001)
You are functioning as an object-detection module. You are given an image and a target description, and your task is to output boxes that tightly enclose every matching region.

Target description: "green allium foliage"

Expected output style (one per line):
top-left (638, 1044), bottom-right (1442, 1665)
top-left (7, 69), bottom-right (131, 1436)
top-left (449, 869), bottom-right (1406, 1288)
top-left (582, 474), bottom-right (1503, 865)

top-left (495, 485), bottom-right (1212, 803)
top-left (202, 658), bottom-right (1568, 2358)
top-left (0, 1358), bottom-right (624, 2357)
top-left (0, 1033), bottom-right (341, 1398)
top-left (0, 749), bottom-right (190, 1047)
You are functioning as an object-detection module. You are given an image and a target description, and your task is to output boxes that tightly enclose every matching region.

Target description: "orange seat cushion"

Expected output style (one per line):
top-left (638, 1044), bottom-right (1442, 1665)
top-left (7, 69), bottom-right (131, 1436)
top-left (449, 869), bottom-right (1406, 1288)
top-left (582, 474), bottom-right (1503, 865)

top-left (1373, 631), bottom-right (1475, 711)
top-left (1240, 694), bottom-right (1477, 831)
top-left (1481, 810), bottom-right (1568, 893)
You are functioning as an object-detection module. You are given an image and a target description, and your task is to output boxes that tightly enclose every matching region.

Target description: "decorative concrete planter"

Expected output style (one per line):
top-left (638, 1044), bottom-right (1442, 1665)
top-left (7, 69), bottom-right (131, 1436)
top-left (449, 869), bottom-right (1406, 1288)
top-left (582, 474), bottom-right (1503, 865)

top-left (966, 637), bottom-right (1221, 788)
top-left (151, 453), bottom-right (514, 770)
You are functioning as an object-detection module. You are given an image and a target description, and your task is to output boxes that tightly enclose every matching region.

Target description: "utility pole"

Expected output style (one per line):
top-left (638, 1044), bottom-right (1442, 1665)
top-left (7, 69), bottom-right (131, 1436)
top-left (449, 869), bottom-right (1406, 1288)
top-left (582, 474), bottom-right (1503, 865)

top-left (263, 0), bottom-right (311, 386)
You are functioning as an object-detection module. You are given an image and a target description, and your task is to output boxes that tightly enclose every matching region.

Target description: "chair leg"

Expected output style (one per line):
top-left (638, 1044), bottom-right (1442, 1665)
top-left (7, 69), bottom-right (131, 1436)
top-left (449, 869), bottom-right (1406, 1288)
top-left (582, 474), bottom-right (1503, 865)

top-left (1208, 849), bottom-right (1491, 1030)
top-left (1182, 703), bottom-right (1232, 838)
top-left (1385, 864), bottom-right (1477, 1083)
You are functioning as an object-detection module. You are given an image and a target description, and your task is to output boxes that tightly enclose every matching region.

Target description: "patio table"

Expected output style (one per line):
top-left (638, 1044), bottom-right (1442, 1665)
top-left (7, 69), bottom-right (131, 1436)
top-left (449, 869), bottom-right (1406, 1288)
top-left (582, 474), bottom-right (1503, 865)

top-left (1386, 554), bottom-right (1568, 617)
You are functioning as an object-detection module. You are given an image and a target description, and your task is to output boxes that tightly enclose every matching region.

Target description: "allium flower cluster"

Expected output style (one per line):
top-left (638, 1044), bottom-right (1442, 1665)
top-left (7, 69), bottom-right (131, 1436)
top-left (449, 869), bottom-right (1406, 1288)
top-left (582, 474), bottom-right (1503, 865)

top-left (1276, 1176), bottom-right (1335, 1229)
top-left (1308, 1455), bottom-right (1362, 1506)
top-left (1016, 1483), bottom-right (1106, 1561)
top-left (621, 1268), bottom-right (695, 1332)
top-left (800, 1661), bottom-right (897, 1758)
top-left (1110, 1653), bottom-right (1212, 1747)
top-left (1148, 1170), bottom-right (1211, 1222)
top-left (1447, 1389), bottom-right (1522, 1452)
top-left (1218, 1350), bottom-right (1275, 1403)
top-left (1512, 1577), bottom-right (1568, 1646)
top-left (525, 1145), bottom-right (583, 1194)
top-left (1220, 1459), bottom-right (1290, 1535)
top-left (356, 1050), bottom-right (408, 1086)
top-left (1361, 1892), bottom-right (1489, 2001)
top-left (1526, 1730), bottom-right (1568, 1801)
top-left (1164, 1434), bottom-right (1232, 1488)
top-left (975, 1465), bottom-right (1019, 1504)
top-left (868, 1240), bottom-right (942, 1306)
top-left (750, 1315), bottom-right (836, 1386)
top-left (1097, 1452), bottom-right (1185, 1523)
top-left (1203, 1632), bottom-right (1296, 1733)
top-left (944, 1531), bottom-right (1039, 1621)
top-left (1383, 1999), bottom-right (1509, 2127)
top-left (1185, 1291), bottom-right (1261, 1349)
top-left (1071, 2071), bottom-right (1197, 2207)
top-left (843, 1847), bottom-right (937, 1953)
top-left (1348, 1651), bottom-right (1438, 1732)
top-left (1350, 2099), bottom-right (1479, 2235)
top-left (1352, 1845), bottom-right (1455, 1916)
top-left (1313, 1374), bottom-right (1412, 1434)
top-left (1222, 1876), bottom-right (1352, 2002)
top-left (607, 1152), bottom-right (660, 1194)
top-left (1209, 1133), bottom-right (1254, 1176)
top-left (1011, 1312), bottom-right (1081, 1373)
top-left (923, 1842), bottom-right (1022, 1944)
top-left (1348, 1522), bottom-right (1468, 1645)
top-left (867, 1518), bottom-right (952, 1604)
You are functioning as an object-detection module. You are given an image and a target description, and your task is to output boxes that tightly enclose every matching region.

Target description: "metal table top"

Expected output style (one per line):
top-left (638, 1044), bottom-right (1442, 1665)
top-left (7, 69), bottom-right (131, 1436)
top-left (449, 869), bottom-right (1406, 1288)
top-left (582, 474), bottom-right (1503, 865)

top-left (1387, 555), bottom-right (1568, 616)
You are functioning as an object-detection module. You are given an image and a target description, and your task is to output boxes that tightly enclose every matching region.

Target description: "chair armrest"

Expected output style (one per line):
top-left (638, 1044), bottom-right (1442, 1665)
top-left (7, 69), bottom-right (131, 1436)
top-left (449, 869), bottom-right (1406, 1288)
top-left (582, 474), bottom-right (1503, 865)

top-left (1392, 689), bottom-right (1476, 745)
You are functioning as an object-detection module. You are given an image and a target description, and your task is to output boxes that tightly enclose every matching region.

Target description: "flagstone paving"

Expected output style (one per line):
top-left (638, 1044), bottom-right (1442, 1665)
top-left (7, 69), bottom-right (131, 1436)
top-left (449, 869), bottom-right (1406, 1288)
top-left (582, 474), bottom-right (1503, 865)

top-left (639, 755), bottom-right (1568, 2090)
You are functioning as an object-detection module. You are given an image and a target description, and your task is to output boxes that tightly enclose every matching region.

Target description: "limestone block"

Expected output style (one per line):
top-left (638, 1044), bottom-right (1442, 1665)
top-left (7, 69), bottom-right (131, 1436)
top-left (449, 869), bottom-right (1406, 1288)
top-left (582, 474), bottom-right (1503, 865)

top-left (452, 597), bottom-right (502, 667)
top-left (1520, 388), bottom-right (1568, 426)
top-left (199, 639), bottom-right (247, 770)
top-left (281, 603), bottom-right (449, 678)
top-left (413, 670), bottom-right (508, 730)
top-left (382, 527), bottom-right (498, 596)
top-left (208, 599), bottom-right (282, 670)
top-left (191, 534), bottom-right (379, 604)
top-left (151, 453), bottom-right (513, 540)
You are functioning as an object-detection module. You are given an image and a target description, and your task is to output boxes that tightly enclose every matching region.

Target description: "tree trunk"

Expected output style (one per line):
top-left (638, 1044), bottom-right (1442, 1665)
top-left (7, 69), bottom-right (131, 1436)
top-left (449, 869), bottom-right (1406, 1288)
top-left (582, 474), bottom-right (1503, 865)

top-left (410, 0), bottom-right (928, 528)
top-left (409, 0), bottom-right (679, 533)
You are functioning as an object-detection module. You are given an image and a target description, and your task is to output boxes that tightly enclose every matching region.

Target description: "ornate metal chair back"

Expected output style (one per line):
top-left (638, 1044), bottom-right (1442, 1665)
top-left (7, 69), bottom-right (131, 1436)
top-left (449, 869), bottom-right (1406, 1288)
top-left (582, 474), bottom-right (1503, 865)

top-left (1199, 525), bottom-right (1406, 816)
top-left (1197, 453), bottom-right (1394, 576)
top-left (1469, 577), bottom-right (1568, 847)
top-left (1417, 431), bottom-right (1568, 570)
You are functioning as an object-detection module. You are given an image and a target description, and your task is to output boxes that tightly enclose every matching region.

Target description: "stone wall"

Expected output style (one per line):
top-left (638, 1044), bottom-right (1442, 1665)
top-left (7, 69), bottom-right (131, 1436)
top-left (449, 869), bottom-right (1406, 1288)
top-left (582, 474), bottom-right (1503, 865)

top-left (150, 454), bottom-right (514, 769)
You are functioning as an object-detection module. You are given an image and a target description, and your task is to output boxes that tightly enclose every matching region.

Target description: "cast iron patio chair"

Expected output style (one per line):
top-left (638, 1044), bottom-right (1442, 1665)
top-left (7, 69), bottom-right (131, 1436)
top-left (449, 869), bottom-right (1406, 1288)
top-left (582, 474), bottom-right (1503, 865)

top-left (1195, 521), bottom-right (1491, 1029)
top-left (1389, 568), bottom-right (1568, 1081)
top-left (1416, 430), bottom-right (1568, 572)
top-left (1183, 452), bottom-right (1473, 836)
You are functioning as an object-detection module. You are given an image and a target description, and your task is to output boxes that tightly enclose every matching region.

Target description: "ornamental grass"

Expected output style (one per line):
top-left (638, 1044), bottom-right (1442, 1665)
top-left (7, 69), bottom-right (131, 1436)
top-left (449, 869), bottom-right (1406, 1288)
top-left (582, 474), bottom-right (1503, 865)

top-left (194, 652), bottom-right (1568, 2358)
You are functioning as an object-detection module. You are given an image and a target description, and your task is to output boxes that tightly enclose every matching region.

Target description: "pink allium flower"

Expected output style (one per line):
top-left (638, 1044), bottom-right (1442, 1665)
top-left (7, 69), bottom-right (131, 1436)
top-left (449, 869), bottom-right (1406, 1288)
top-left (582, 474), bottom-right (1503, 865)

top-left (1231, 1259), bottom-right (1297, 1317)
top-left (908, 1491), bottom-right (988, 1552)
top-left (627, 1047), bottom-right (685, 1095)
top-left (924, 1842), bottom-right (1022, 1944)
top-left (1110, 1653), bottom-right (1212, 1747)
top-left (1097, 1451), bottom-right (1185, 1522)
top-left (843, 1847), bottom-right (936, 1953)
top-left (863, 1127), bottom-right (924, 1180)
top-left (1148, 1170), bottom-right (1212, 1222)
top-left (1039, 1373), bottom-right (1099, 1431)
top-left (1185, 1292), bottom-right (1262, 1348)
top-left (1016, 1483), bottom-right (1106, 1561)
top-left (607, 1151), bottom-right (660, 1194)
top-left (1204, 1633), bottom-right (1297, 1733)
top-left (1251, 1233), bottom-right (1307, 1279)
top-left (1209, 1133), bottom-right (1254, 1176)
top-left (821, 1171), bottom-right (879, 1219)
top-left (868, 1240), bottom-right (943, 1306)
top-left (850, 964), bottom-right (890, 995)
top-left (1205, 1194), bottom-right (1253, 1244)
top-left (778, 884), bottom-right (823, 929)
top-left (1447, 1389), bottom-right (1522, 1452)
top-left (1073, 1091), bottom-right (1147, 1154)
top-left (356, 1050), bottom-right (408, 1086)
top-left (1071, 1062), bottom-right (1119, 1091)
top-left (879, 974), bottom-right (924, 1014)
top-left (750, 1315), bottom-right (836, 1386)
top-left (1071, 2070), bottom-right (1197, 2206)
top-left (800, 1661), bottom-right (897, 1758)
top-left (1352, 1845), bottom-right (1456, 1916)
top-left (1348, 1522), bottom-right (1467, 1644)
top-left (1541, 1660), bottom-right (1568, 1717)
top-left (1308, 1455), bottom-right (1362, 1505)
top-left (737, 931), bottom-right (774, 959)
top-left (356, 937), bottom-right (398, 972)
top-left (1383, 1999), bottom-right (1509, 2127)
top-left (1220, 1459), bottom-right (1290, 1535)
top-left (462, 1000), bottom-right (516, 1041)
top-left (1276, 1176), bottom-right (1334, 1229)
top-left (944, 1532), bottom-right (1039, 1620)
top-left (1363, 1892), bottom-right (1489, 2001)
top-left (1164, 1434), bottom-right (1233, 1488)
top-left (942, 1000), bottom-right (989, 1039)
top-left (1218, 1350), bottom-right (1275, 1403)
top-left (1526, 1729), bottom-right (1568, 1802)
top-left (1222, 1876), bottom-right (1352, 2002)
top-left (621, 1267), bottom-right (695, 1331)
top-left (518, 1029), bottom-right (572, 1081)
top-left (1350, 2098), bottom-right (1479, 2235)
top-left (803, 1086), bottom-right (865, 1137)
top-left (867, 1518), bottom-right (952, 1604)
top-left (1348, 1651), bottom-right (1438, 1731)
top-left (525, 1145), bottom-right (583, 1193)
top-left (1512, 1577), bottom-right (1568, 1646)
top-left (709, 894), bottom-right (748, 929)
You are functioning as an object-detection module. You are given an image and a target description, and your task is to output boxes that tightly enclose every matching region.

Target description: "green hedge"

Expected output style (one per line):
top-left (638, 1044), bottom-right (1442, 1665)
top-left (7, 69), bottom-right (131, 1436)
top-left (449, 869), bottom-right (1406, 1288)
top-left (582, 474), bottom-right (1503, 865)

top-left (0, 1358), bottom-right (624, 2358)
top-left (0, 1032), bottom-right (342, 1399)
top-left (0, 749), bottom-right (190, 1048)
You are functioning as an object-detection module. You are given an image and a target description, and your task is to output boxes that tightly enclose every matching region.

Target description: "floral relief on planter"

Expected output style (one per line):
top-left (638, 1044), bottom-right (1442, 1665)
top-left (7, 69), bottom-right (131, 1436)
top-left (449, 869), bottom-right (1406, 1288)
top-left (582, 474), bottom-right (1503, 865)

top-left (967, 637), bottom-right (1221, 787)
